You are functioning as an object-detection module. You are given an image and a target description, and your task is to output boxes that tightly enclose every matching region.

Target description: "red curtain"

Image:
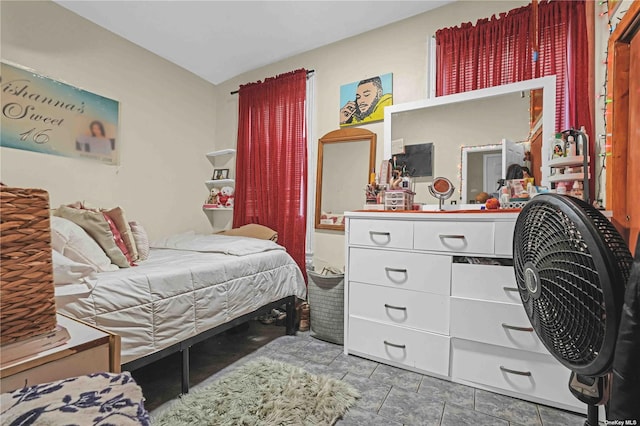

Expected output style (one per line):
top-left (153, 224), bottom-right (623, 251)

top-left (436, 0), bottom-right (592, 140)
top-left (234, 69), bottom-right (307, 278)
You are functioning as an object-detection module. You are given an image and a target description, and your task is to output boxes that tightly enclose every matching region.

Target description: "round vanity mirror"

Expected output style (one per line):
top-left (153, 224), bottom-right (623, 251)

top-left (428, 177), bottom-right (455, 210)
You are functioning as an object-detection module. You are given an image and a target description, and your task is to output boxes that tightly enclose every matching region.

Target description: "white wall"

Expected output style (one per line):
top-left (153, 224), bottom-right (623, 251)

top-left (213, 0), bottom-right (529, 269)
top-left (0, 0), bottom-right (217, 239)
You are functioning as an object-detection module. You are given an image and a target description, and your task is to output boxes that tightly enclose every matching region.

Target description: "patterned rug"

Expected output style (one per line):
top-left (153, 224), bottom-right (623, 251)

top-left (153, 357), bottom-right (359, 425)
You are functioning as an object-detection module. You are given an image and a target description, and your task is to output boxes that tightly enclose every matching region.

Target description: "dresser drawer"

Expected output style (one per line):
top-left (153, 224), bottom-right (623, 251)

top-left (414, 221), bottom-right (494, 254)
top-left (1, 345), bottom-right (109, 392)
top-left (349, 248), bottom-right (451, 294)
top-left (349, 282), bottom-right (449, 334)
top-left (451, 263), bottom-right (520, 305)
top-left (451, 339), bottom-right (580, 411)
top-left (494, 221), bottom-right (516, 256)
top-left (348, 317), bottom-right (449, 376)
top-left (450, 297), bottom-right (547, 354)
top-left (349, 219), bottom-right (413, 249)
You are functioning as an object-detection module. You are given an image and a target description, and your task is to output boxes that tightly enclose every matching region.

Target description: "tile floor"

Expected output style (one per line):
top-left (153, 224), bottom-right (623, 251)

top-left (133, 321), bottom-right (588, 425)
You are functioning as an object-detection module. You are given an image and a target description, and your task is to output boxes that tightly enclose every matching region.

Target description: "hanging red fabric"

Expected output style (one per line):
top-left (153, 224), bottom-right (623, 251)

top-left (234, 69), bottom-right (308, 280)
top-left (435, 0), bottom-right (592, 195)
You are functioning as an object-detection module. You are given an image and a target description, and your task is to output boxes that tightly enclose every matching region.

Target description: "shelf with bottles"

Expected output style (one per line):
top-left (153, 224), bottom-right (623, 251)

top-left (546, 129), bottom-right (590, 203)
top-left (548, 172), bottom-right (590, 183)
top-left (548, 155), bottom-right (590, 169)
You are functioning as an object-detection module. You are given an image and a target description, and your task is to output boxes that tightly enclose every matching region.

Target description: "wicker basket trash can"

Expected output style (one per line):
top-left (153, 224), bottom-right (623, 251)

top-left (307, 269), bottom-right (344, 345)
top-left (0, 187), bottom-right (57, 345)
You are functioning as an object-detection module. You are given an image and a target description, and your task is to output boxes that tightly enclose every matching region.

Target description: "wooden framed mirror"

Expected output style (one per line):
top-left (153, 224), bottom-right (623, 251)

top-left (315, 128), bottom-right (376, 231)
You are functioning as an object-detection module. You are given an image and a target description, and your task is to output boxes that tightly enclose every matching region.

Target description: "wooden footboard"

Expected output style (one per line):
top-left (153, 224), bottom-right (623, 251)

top-left (121, 295), bottom-right (297, 395)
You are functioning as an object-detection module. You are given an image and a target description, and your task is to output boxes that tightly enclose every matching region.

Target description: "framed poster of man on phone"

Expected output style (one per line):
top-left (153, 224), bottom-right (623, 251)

top-left (339, 73), bottom-right (392, 127)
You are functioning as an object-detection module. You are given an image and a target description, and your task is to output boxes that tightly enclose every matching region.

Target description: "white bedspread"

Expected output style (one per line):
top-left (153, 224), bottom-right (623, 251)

top-left (56, 234), bottom-right (306, 364)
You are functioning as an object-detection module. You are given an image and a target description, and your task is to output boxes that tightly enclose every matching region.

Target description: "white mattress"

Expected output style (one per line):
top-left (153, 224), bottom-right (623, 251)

top-left (56, 236), bottom-right (306, 364)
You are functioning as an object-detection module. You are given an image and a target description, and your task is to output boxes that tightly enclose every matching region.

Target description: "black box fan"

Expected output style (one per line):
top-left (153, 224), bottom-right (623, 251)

top-left (513, 193), bottom-right (639, 425)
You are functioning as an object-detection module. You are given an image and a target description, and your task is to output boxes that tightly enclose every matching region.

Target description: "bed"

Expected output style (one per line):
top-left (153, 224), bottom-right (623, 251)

top-left (55, 232), bottom-right (306, 393)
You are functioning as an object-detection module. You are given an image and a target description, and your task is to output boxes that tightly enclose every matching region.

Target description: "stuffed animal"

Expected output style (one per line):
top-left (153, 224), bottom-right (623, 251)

top-left (206, 187), bottom-right (220, 205)
top-left (219, 186), bottom-right (234, 207)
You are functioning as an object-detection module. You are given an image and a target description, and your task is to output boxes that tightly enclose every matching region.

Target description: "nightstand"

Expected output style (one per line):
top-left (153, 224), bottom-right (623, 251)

top-left (0, 314), bottom-right (121, 393)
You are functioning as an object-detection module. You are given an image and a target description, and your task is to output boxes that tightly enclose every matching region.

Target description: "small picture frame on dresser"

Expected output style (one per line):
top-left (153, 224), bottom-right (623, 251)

top-left (212, 169), bottom-right (229, 180)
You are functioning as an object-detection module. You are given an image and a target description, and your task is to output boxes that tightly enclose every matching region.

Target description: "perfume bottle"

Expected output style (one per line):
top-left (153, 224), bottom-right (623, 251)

top-left (566, 135), bottom-right (576, 157)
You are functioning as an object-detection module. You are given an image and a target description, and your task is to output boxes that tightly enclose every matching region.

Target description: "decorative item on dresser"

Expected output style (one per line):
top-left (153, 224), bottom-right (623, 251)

top-left (344, 210), bottom-right (587, 415)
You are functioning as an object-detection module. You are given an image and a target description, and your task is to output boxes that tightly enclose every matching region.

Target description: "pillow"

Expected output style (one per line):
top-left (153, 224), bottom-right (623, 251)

top-left (54, 205), bottom-right (130, 268)
top-left (52, 250), bottom-right (95, 284)
top-left (103, 212), bottom-right (133, 266)
top-left (103, 207), bottom-right (139, 262)
top-left (217, 224), bottom-right (278, 242)
top-left (129, 221), bottom-right (150, 261)
top-left (50, 216), bottom-right (118, 272)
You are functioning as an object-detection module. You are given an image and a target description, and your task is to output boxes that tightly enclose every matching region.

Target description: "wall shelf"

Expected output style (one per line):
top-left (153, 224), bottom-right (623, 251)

top-left (205, 179), bottom-right (235, 189)
top-left (203, 205), bottom-right (233, 211)
top-left (206, 149), bottom-right (236, 167)
top-left (206, 148), bottom-right (236, 158)
top-left (204, 149), bottom-right (236, 230)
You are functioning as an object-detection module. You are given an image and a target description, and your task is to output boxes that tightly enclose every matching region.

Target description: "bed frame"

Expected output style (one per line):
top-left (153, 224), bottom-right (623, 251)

top-left (121, 295), bottom-right (297, 394)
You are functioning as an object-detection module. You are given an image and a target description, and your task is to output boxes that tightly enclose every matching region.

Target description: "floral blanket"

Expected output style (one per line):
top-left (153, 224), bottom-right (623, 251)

top-left (0, 372), bottom-right (150, 425)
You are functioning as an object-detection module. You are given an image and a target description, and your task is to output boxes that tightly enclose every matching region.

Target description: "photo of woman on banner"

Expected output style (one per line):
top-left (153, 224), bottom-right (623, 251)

top-left (76, 120), bottom-right (115, 155)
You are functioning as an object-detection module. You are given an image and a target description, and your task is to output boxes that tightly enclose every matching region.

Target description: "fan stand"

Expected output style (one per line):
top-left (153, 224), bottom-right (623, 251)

top-left (585, 404), bottom-right (598, 426)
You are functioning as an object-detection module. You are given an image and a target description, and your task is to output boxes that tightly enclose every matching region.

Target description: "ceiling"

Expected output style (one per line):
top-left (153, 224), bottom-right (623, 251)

top-left (55, 1), bottom-right (453, 85)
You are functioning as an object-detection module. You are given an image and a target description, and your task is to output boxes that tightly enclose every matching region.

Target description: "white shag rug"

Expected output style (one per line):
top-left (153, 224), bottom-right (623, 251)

top-left (152, 357), bottom-right (359, 425)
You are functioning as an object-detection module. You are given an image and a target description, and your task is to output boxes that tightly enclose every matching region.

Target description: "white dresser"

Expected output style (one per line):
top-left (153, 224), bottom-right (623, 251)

top-left (344, 210), bottom-right (583, 413)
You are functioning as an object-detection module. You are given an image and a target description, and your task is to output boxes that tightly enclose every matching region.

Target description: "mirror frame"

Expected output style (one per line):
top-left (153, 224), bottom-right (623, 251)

top-left (315, 128), bottom-right (377, 231)
top-left (460, 143), bottom-right (503, 203)
top-left (384, 77), bottom-right (557, 189)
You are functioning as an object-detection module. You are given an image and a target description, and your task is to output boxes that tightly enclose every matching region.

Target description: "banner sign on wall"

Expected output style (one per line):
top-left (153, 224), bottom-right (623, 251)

top-left (1, 62), bottom-right (120, 165)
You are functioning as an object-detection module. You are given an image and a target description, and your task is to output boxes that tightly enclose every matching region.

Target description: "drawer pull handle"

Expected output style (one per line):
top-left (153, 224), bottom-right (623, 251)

top-left (369, 231), bottom-right (391, 236)
top-left (500, 366), bottom-right (532, 376)
top-left (439, 234), bottom-right (466, 239)
top-left (384, 267), bottom-right (407, 274)
top-left (384, 304), bottom-right (407, 311)
top-left (501, 323), bottom-right (534, 332)
top-left (383, 340), bottom-right (406, 349)
top-left (503, 286), bottom-right (519, 293)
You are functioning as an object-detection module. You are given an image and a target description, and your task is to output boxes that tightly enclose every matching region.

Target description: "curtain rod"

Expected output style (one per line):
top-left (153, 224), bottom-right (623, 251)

top-left (230, 70), bottom-right (315, 95)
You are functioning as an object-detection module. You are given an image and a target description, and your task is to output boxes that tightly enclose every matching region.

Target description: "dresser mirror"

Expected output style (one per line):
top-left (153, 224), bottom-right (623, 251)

top-left (384, 77), bottom-right (556, 205)
top-left (315, 128), bottom-right (376, 231)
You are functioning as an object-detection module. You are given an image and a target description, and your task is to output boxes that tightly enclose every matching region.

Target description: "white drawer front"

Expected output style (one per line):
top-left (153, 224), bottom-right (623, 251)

top-left (349, 219), bottom-right (413, 249)
top-left (349, 248), bottom-right (451, 294)
top-left (349, 282), bottom-right (449, 334)
top-left (451, 263), bottom-right (520, 305)
top-left (414, 221), bottom-right (494, 254)
top-left (494, 221), bottom-right (516, 256)
top-left (451, 339), bottom-right (581, 411)
top-left (348, 317), bottom-right (449, 376)
top-left (450, 298), bottom-right (547, 354)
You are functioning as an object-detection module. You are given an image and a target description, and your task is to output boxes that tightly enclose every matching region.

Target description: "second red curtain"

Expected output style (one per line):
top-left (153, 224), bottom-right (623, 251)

top-left (436, 0), bottom-right (591, 138)
top-left (234, 69), bottom-right (308, 278)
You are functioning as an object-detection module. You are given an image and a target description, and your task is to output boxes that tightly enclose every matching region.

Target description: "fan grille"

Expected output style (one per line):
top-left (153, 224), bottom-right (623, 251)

top-left (514, 195), bottom-right (632, 375)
